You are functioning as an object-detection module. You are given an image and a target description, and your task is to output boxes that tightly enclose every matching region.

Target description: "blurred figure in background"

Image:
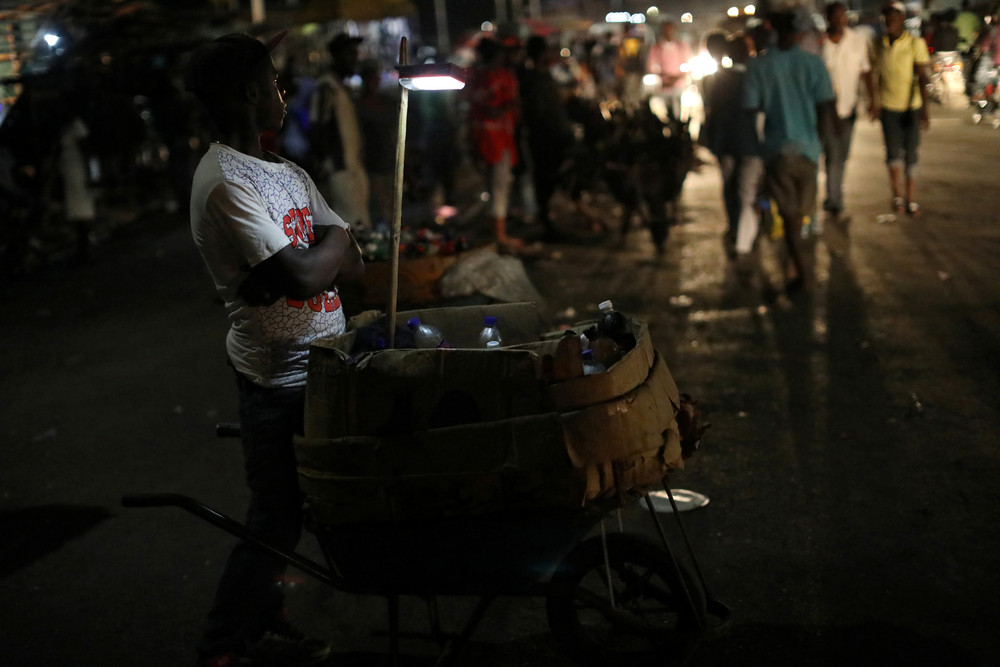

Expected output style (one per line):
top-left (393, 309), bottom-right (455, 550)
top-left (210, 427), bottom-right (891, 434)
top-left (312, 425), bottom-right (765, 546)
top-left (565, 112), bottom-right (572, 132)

top-left (356, 58), bottom-right (397, 230)
top-left (744, 10), bottom-right (836, 293)
top-left (871, 1), bottom-right (931, 216)
top-left (955, 0), bottom-right (983, 53)
top-left (702, 32), bottom-right (764, 263)
top-left (647, 17), bottom-right (692, 118)
top-left (820, 1), bottom-right (876, 221)
top-left (310, 33), bottom-right (371, 230)
top-left (58, 112), bottom-right (96, 262)
top-left (518, 35), bottom-right (574, 241)
top-left (464, 37), bottom-right (523, 250)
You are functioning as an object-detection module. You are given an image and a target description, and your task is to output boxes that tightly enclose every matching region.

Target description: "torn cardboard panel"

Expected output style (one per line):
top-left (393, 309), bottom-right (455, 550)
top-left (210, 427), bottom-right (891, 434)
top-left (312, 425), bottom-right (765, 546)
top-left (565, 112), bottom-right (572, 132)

top-left (560, 352), bottom-right (680, 467)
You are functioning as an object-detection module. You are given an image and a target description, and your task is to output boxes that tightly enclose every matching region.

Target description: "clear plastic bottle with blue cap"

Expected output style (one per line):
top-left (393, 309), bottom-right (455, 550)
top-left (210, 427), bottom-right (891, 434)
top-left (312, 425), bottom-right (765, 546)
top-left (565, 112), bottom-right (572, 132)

top-left (477, 315), bottom-right (503, 348)
top-left (407, 317), bottom-right (450, 349)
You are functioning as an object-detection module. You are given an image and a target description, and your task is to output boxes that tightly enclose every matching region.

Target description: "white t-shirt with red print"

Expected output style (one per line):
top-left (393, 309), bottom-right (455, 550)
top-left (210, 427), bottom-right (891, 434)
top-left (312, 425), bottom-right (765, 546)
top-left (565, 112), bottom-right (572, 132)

top-left (190, 143), bottom-right (350, 388)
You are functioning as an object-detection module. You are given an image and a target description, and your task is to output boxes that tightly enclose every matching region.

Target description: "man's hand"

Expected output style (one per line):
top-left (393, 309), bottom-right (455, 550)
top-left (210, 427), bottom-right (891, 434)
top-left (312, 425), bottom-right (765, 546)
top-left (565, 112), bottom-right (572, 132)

top-left (868, 102), bottom-right (881, 122)
top-left (920, 107), bottom-right (930, 130)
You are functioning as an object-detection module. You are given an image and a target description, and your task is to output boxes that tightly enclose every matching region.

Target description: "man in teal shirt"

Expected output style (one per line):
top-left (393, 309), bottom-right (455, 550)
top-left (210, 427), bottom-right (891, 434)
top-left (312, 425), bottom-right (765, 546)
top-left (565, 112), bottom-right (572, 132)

top-left (744, 10), bottom-right (837, 293)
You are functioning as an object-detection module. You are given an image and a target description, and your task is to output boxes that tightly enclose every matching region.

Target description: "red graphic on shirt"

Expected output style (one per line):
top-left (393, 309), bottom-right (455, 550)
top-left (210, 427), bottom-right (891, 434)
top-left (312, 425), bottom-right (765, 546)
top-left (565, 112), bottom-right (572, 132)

top-left (282, 207), bottom-right (314, 248)
top-left (287, 291), bottom-right (341, 312)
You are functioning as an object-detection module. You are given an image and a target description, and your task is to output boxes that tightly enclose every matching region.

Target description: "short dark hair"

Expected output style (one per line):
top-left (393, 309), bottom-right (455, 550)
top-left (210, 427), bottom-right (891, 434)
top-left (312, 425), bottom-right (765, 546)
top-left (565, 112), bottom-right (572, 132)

top-left (185, 33), bottom-right (273, 103)
top-left (526, 35), bottom-right (547, 61)
top-left (769, 11), bottom-right (798, 37)
top-left (327, 33), bottom-right (362, 60)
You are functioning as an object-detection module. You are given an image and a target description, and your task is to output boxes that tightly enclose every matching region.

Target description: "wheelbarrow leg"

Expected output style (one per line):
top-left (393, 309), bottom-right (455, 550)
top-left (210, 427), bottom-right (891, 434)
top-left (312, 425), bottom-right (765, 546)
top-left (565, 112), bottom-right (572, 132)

top-left (433, 594), bottom-right (496, 667)
top-left (642, 479), bottom-right (733, 632)
top-left (641, 492), bottom-right (705, 627)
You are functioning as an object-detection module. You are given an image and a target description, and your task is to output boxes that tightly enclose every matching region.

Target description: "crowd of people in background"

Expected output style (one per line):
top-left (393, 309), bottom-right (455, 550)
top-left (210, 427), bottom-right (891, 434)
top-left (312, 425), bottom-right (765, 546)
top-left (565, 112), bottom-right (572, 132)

top-left (4, 1), bottom-right (1000, 276)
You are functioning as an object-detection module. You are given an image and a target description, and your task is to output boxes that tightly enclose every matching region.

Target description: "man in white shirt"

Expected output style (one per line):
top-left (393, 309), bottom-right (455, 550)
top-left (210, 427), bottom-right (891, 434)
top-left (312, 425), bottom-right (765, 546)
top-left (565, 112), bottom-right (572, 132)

top-left (821, 1), bottom-right (876, 218)
top-left (186, 32), bottom-right (363, 666)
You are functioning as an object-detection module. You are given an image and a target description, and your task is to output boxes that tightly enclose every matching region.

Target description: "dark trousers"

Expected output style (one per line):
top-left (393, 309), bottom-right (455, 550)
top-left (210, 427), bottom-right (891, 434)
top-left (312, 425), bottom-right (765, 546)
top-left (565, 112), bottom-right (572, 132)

top-left (821, 111), bottom-right (857, 212)
top-left (197, 372), bottom-right (306, 658)
top-left (880, 109), bottom-right (921, 177)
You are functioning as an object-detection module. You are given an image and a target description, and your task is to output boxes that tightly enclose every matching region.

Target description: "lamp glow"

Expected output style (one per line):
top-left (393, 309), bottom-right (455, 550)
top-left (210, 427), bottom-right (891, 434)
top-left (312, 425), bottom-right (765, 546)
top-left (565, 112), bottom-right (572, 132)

top-left (44, 33), bottom-right (59, 46)
top-left (727, 6), bottom-right (739, 17)
top-left (396, 63), bottom-right (466, 91)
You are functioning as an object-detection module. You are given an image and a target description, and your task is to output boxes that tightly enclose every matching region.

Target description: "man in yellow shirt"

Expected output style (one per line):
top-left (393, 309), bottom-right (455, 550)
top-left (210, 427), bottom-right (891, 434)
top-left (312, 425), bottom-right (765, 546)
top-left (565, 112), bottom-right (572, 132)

top-left (871, 1), bottom-right (931, 216)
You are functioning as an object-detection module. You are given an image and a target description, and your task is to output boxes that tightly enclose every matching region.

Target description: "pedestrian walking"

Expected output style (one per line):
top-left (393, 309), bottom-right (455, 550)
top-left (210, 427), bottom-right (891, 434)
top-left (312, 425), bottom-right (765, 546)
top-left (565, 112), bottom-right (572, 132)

top-left (820, 1), bottom-right (876, 220)
top-left (870, 1), bottom-right (932, 216)
top-left (702, 33), bottom-right (764, 261)
top-left (184, 32), bottom-right (364, 667)
top-left (646, 17), bottom-right (692, 119)
top-left (357, 58), bottom-right (397, 230)
top-left (518, 35), bottom-right (574, 241)
top-left (744, 10), bottom-right (837, 293)
top-left (310, 33), bottom-right (371, 230)
top-left (955, 0), bottom-right (983, 53)
top-left (464, 36), bottom-right (523, 250)
top-left (57, 113), bottom-right (96, 261)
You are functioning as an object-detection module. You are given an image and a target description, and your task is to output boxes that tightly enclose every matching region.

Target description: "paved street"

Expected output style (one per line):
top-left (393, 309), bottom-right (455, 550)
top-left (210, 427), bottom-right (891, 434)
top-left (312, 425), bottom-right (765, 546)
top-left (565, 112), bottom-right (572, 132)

top-left (2, 106), bottom-right (999, 666)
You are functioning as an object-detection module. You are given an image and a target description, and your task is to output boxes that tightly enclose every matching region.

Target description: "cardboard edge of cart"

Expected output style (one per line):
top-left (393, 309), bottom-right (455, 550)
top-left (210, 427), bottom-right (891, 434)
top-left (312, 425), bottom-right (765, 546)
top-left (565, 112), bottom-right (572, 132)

top-left (296, 300), bottom-right (687, 526)
top-left (304, 302), bottom-right (672, 439)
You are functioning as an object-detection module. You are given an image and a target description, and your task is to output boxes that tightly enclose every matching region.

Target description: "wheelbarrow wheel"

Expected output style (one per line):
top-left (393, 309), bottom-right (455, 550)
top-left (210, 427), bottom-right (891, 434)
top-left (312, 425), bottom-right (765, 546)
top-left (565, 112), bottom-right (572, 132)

top-left (546, 532), bottom-right (706, 666)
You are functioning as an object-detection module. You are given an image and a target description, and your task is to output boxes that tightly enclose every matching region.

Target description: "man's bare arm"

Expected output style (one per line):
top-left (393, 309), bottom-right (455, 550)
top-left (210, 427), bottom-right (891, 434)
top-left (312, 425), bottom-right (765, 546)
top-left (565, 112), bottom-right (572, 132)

top-left (238, 225), bottom-right (364, 305)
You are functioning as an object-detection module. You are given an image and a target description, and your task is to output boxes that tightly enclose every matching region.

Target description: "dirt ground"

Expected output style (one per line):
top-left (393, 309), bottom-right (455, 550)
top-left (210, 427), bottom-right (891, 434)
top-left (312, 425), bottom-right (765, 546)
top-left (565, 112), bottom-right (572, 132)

top-left (1, 106), bottom-right (998, 666)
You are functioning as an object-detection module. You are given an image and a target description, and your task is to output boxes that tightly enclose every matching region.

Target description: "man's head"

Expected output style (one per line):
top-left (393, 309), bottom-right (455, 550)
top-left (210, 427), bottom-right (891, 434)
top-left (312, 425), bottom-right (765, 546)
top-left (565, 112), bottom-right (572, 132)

top-left (769, 11), bottom-right (800, 43)
top-left (882, 2), bottom-right (906, 37)
top-left (705, 30), bottom-right (728, 61)
top-left (185, 32), bottom-right (286, 133)
top-left (827, 2), bottom-right (848, 32)
top-left (475, 37), bottom-right (502, 65)
top-left (327, 33), bottom-right (362, 79)
top-left (661, 19), bottom-right (677, 41)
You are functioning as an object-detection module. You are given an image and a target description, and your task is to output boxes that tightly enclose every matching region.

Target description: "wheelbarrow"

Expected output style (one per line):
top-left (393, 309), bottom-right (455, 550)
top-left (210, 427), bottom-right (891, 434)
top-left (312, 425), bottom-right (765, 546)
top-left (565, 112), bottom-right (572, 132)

top-left (122, 458), bottom-right (729, 666)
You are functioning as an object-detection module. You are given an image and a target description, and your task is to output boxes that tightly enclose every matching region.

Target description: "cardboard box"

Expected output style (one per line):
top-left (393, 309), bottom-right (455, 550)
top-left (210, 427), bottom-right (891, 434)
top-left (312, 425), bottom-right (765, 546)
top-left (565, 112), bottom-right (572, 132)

top-left (305, 302), bottom-right (548, 438)
top-left (295, 352), bottom-right (685, 525)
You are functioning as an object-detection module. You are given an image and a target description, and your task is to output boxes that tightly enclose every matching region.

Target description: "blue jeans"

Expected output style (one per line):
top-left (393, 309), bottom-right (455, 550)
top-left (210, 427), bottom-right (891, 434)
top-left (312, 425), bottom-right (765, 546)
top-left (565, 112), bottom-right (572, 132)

top-left (197, 372), bottom-right (306, 658)
top-left (821, 112), bottom-right (857, 212)
top-left (880, 109), bottom-right (921, 178)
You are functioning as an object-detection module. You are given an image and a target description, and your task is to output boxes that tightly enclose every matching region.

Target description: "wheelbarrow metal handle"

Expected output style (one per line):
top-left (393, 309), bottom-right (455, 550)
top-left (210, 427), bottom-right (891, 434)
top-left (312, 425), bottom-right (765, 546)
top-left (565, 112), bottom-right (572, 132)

top-left (120, 493), bottom-right (338, 587)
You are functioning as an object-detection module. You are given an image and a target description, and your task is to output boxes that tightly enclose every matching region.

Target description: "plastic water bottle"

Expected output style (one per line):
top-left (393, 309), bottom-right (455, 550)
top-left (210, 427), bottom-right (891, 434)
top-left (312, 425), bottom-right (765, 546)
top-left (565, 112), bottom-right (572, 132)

top-left (407, 317), bottom-right (449, 349)
top-left (477, 315), bottom-right (503, 348)
top-left (597, 300), bottom-right (636, 352)
top-left (582, 349), bottom-right (606, 375)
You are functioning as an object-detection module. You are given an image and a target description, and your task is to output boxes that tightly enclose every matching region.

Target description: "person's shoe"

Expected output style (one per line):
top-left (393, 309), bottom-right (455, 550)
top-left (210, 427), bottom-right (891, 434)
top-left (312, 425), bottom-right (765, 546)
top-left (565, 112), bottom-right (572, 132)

top-left (906, 201), bottom-right (921, 216)
top-left (892, 196), bottom-right (905, 213)
top-left (240, 622), bottom-right (331, 665)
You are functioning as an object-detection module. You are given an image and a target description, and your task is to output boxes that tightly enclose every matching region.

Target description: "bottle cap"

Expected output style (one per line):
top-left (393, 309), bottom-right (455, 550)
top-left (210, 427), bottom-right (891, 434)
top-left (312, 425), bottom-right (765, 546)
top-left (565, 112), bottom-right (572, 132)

top-left (582, 349), bottom-right (594, 359)
top-left (484, 315), bottom-right (497, 326)
top-left (407, 317), bottom-right (420, 328)
top-left (599, 300), bottom-right (614, 311)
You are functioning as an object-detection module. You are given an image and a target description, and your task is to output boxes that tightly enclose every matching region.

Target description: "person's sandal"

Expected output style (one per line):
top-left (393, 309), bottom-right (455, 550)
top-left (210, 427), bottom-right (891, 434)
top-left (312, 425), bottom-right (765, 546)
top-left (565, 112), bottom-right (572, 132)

top-left (906, 201), bottom-right (921, 216)
top-left (892, 196), bottom-right (905, 213)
